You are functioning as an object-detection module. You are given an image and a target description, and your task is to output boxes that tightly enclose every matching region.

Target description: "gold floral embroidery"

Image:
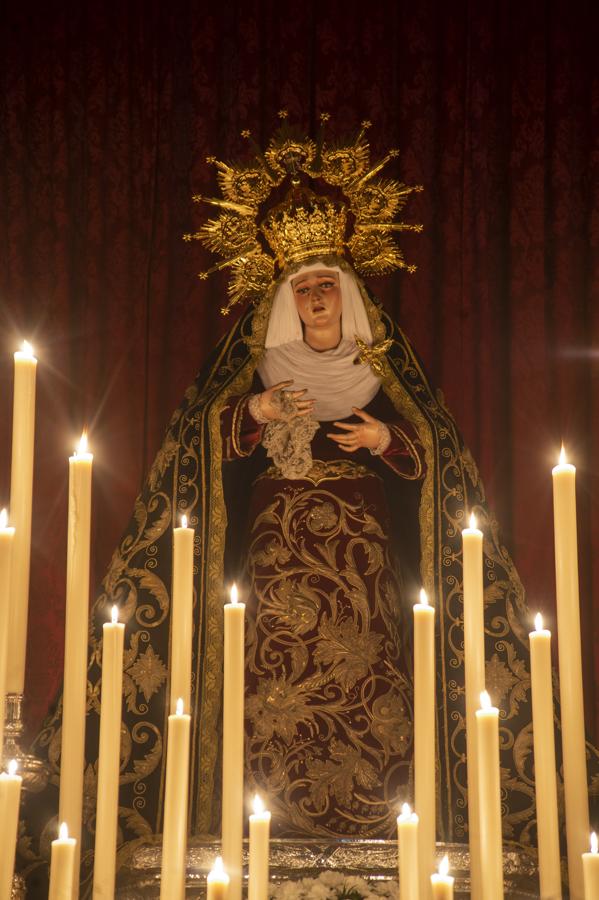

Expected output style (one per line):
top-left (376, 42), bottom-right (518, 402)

top-left (371, 691), bottom-right (411, 760)
top-left (245, 479), bottom-right (412, 837)
top-left (246, 676), bottom-right (315, 744)
top-left (485, 654), bottom-right (519, 706)
top-left (126, 645), bottom-right (168, 704)
top-left (305, 740), bottom-right (380, 811)
top-left (148, 434), bottom-right (179, 492)
top-left (307, 501), bottom-right (338, 532)
top-left (314, 617), bottom-right (383, 691)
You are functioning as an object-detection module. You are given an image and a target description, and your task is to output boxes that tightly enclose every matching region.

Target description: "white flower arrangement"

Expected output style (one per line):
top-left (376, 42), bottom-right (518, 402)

top-left (268, 871), bottom-right (398, 899)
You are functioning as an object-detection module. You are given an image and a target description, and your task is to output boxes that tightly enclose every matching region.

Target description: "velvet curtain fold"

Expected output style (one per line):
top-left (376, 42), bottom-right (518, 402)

top-left (1, 0), bottom-right (598, 738)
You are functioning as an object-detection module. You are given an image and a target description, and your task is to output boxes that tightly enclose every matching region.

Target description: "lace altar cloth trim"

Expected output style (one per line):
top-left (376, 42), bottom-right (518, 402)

top-left (115, 839), bottom-right (539, 898)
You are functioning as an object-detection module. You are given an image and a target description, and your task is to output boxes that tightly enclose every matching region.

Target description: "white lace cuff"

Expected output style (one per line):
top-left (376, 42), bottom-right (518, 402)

top-left (369, 422), bottom-right (392, 456)
top-left (248, 393), bottom-right (269, 425)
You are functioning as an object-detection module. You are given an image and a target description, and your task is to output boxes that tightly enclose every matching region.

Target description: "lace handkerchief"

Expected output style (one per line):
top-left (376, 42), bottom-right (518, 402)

top-left (261, 390), bottom-right (319, 479)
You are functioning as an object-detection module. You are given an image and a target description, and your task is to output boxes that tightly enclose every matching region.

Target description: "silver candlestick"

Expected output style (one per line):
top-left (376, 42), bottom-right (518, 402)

top-left (3, 693), bottom-right (49, 793)
top-left (10, 874), bottom-right (26, 900)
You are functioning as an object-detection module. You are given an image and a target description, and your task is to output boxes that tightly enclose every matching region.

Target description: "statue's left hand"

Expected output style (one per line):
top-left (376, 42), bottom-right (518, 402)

top-left (327, 407), bottom-right (386, 452)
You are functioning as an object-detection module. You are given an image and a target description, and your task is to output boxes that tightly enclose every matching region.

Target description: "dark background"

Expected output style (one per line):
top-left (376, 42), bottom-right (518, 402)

top-left (1, 0), bottom-right (598, 740)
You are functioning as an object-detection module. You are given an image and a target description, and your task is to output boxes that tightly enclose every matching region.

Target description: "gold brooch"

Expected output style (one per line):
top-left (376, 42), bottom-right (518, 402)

top-left (353, 337), bottom-right (394, 378)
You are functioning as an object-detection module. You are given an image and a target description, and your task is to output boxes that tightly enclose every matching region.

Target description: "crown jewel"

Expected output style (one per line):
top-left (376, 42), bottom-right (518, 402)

top-left (184, 116), bottom-right (423, 313)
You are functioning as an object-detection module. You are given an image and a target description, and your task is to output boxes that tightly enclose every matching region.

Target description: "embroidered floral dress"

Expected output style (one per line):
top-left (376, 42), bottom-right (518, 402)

top-left (221, 386), bottom-right (426, 838)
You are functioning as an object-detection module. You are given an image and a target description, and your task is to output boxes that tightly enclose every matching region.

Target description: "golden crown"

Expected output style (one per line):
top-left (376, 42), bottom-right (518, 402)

top-left (184, 113), bottom-right (423, 313)
top-left (261, 190), bottom-right (347, 268)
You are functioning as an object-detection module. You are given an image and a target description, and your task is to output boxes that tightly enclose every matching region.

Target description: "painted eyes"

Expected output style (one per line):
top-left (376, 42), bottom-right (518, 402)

top-left (295, 281), bottom-right (336, 295)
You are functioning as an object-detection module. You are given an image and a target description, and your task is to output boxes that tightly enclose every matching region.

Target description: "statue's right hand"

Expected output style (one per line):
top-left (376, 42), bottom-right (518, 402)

top-left (259, 381), bottom-right (315, 421)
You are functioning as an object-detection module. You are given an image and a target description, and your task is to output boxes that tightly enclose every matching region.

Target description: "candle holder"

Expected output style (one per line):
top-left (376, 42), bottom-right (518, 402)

top-left (113, 838), bottom-right (540, 898)
top-left (11, 873), bottom-right (26, 899)
top-left (3, 693), bottom-right (49, 793)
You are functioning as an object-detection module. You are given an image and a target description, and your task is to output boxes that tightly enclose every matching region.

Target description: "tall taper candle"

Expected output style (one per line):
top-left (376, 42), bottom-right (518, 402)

top-left (249, 794), bottom-right (271, 900)
top-left (462, 512), bottom-right (484, 900)
top-left (0, 510), bottom-right (15, 765)
top-left (170, 514), bottom-right (194, 714)
top-left (552, 447), bottom-right (589, 900)
top-left (222, 584), bottom-right (245, 900)
top-left (0, 760), bottom-right (22, 900)
top-left (7, 341), bottom-right (37, 694)
top-left (92, 606), bottom-right (125, 899)
top-left (59, 433), bottom-right (93, 891)
top-left (207, 856), bottom-right (230, 900)
top-left (529, 613), bottom-right (562, 899)
top-left (49, 823), bottom-right (77, 900)
top-left (160, 698), bottom-right (191, 900)
top-left (431, 855), bottom-right (454, 900)
top-left (583, 833), bottom-right (599, 899)
top-left (414, 588), bottom-right (436, 900)
top-left (476, 692), bottom-right (504, 900)
top-left (397, 803), bottom-right (419, 900)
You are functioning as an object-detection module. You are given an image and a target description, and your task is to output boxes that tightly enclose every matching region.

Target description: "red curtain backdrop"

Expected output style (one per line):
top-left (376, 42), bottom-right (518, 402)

top-left (1, 0), bottom-right (598, 739)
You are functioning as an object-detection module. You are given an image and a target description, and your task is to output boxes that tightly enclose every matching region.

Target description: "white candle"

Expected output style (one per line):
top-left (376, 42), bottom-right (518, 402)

top-left (48, 822), bottom-right (77, 900)
top-left (0, 510), bottom-right (15, 766)
top-left (92, 606), bottom-right (125, 899)
top-left (582, 832), bottom-right (599, 899)
top-left (552, 446), bottom-right (589, 900)
top-left (207, 856), bottom-right (230, 900)
top-left (397, 802), bottom-right (419, 900)
top-left (529, 613), bottom-right (562, 899)
top-left (170, 514), bottom-right (194, 714)
top-left (7, 340), bottom-right (37, 694)
top-left (59, 432), bottom-right (93, 878)
top-left (0, 760), bottom-right (23, 900)
top-left (222, 584), bottom-right (245, 900)
top-left (462, 511), bottom-right (484, 900)
top-left (160, 698), bottom-right (191, 900)
top-left (476, 691), bottom-right (504, 900)
top-left (431, 855), bottom-right (454, 900)
top-left (414, 588), bottom-right (436, 900)
top-left (248, 794), bottom-right (271, 900)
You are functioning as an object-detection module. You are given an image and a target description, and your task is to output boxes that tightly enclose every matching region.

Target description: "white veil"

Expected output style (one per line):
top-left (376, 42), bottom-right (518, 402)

top-left (264, 262), bottom-right (373, 348)
top-left (257, 262), bottom-right (381, 421)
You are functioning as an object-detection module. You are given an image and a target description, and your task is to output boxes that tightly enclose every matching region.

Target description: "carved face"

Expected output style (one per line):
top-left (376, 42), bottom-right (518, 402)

top-left (291, 270), bottom-right (342, 331)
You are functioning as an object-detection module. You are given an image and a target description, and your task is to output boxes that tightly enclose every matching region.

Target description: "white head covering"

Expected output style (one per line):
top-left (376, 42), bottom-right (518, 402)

top-left (257, 262), bottom-right (381, 421)
top-left (264, 262), bottom-right (373, 348)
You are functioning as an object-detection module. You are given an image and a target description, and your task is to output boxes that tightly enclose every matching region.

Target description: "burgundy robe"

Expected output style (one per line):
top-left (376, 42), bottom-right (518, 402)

top-left (221, 387), bottom-right (426, 837)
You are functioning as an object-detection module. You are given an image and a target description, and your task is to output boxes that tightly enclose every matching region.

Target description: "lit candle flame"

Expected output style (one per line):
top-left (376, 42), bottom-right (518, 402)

top-left (535, 612), bottom-right (543, 632)
top-left (0, 509), bottom-right (7, 529)
top-left (74, 432), bottom-right (89, 457)
top-left (21, 340), bottom-right (34, 357)
top-left (469, 511), bottom-right (477, 530)
top-left (230, 583), bottom-right (238, 605)
top-left (181, 513), bottom-right (188, 529)
top-left (591, 831), bottom-right (598, 854)
top-left (419, 588), bottom-right (429, 606)
top-left (8, 759), bottom-right (18, 776)
top-left (439, 854), bottom-right (450, 877)
top-left (59, 822), bottom-right (69, 841)
top-left (210, 856), bottom-right (226, 877)
top-left (253, 793), bottom-right (265, 815)
top-left (111, 605), bottom-right (119, 625)
top-left (401, 802), bottom-right (412, 817)
top-left (480, 690), bottom-right (492, 710)
top-left (176, 697), bottom-right (184, 716)
top-left (559, 444), bottom-right (566, 466)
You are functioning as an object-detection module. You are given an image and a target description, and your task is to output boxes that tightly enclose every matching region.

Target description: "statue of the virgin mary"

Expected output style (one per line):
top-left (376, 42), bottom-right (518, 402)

top-left (18, 117), bottom-right (598, 894)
